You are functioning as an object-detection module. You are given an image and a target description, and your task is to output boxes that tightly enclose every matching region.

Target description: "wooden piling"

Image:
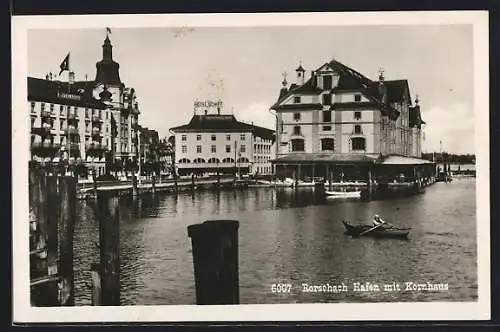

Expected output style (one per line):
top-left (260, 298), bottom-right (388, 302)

top-left (191, 173), bottom-right (196, 192)
top-left (90, 263), bottom-right (102, 306)
top-left (328, 167), bottom-right (333, 191)
top-left (45, 176), bottom-right (60, 283)
top-left (57, 176), bottom-right (76, 306)
top-left (97, 190), bottom-right (120, 306)
top-left (132, 174), bottom-right (138, 197)
top-left (187, 220), bottom-right (239, 305)
top-left (151, 175), bottom-right (156, 194)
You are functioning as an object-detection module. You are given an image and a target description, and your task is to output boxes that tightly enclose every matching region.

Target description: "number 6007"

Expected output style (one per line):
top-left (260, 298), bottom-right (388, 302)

top-left (271, 283), bottom-right (292, 293)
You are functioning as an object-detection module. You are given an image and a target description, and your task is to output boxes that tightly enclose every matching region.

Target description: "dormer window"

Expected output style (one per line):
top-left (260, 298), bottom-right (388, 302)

top-left (293, 96), bottom-right (301, 103)
top-left (354, 94), bottom-right (362, 102)
top-left (323, 75), bottom-right (332, 90)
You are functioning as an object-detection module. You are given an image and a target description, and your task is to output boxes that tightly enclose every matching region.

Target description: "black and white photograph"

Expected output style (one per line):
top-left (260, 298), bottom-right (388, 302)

top-left (12, 11), bottom-right (489, 322)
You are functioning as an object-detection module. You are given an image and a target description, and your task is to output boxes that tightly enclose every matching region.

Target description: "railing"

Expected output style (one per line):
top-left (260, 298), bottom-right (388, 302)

top-left (92, 115), bottom-right (101, 122)
top-left (69, 142), bottom-right (80, 150)
top-left (67, 112), bottom-right (77, 120)
top-left (40, 110), bottom-right (52, 118)
top-left (177, 162), bottom-right (250, 169)
top-left (68, 127), bottom-right (79, 135)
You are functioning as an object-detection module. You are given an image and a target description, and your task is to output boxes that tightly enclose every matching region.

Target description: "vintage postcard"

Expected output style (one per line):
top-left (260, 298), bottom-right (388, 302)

top-left (12, 11), bottom-right (490, 322)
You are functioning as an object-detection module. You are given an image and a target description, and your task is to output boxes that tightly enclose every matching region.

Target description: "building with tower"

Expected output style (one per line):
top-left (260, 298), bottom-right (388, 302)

top-left (28, 29), bottom-right (141, 176)
top-left (270, 58), bottom-right (431, 184)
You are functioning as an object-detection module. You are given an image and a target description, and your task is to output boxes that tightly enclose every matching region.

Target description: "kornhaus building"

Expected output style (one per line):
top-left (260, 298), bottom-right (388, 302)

top-left (28, 32), bottom-right (141, 175)
top-left (270, 58), bottom-right (429, 182)
top-left (170, 103), bottom-right (275, 176)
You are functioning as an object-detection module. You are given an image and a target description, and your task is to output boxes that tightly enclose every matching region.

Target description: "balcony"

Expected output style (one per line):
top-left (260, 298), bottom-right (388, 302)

top-left (40, 109), bottom-right (52, 118)
top-left (92, 127), bottom-right (101, 138)
top-left (68, 126), bottom-right (79, 135)
top-left (31, 141), bottom-right (61, 149)
top-left (67, 112), bottom-right (77, 120)
top-left (92, 114), bottom-right (101, 123)
top-left (69, 142), bottom-right (80, 150)
top-left (41, 121), bottom-right (52, 130)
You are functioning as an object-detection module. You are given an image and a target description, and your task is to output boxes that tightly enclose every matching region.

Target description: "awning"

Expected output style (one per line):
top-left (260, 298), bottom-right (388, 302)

top-left (86, 156), bottom-right (93, 162)
top-left (44, 157), bottom-right (51, 163)
top-left (380, 156), bottom-right (434, 165)
top-left (53, 157), bottom-right (60, 163)
top-left (272, 153), bottom-right (381, 164)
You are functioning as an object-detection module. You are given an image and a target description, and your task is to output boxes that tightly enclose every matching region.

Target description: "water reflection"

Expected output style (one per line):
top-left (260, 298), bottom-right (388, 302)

top-left (73, 178), bottom-right (477, 305)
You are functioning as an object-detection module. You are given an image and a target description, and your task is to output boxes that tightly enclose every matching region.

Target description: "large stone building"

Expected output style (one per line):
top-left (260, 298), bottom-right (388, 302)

top-left (28, 32), bottom-right (141, 176)
top-left (270, 58), bottom-right (427, 182)
top-left (170, 106), bottom-right (275, 176)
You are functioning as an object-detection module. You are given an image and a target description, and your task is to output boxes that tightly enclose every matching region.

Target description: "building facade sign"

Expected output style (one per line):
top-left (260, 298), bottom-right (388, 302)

top-left (194, 100), bottom-right (223, 109)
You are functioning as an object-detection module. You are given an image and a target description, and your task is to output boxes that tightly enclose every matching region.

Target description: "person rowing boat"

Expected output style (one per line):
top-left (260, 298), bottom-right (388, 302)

top-left (372, 214), bottom-right (397, 229)
top-left (372, 214), bottom-right (386, 227)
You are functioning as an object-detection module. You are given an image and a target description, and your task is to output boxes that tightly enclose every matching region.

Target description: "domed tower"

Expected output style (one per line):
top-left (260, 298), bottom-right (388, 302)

top-left (93, 32), bottom-right (123, 109)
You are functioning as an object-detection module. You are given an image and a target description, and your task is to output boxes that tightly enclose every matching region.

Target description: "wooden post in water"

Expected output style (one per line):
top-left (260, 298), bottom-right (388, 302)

top-left (191, 173), bottom-right (196, 192)
top-left (97, 190), bottom-right (120, 306)
top-left (187, 220), bottom-right (239, 305)
top-left (57, 176), bottom-right (76, 306)
top-left (132, 173), bottom-right (138, 197)
top-left (44, 175), bottom-right (60, 304)
top-left (151, 174), bottom-right (156, 194)
top-left (90, 263), bottom-right (102, 306)
top-left (328, 165), bottom-right (333, 191)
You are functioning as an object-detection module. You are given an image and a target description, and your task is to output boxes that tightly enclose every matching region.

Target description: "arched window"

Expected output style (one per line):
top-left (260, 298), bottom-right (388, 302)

top-left (291, 138), bottom-right (305, 152)
top-left (237, 157), bottom-right (250, 163)
top-left (321, 138), bottom-right (335, 151)
top-left (193, 158), bottom-right (206, 164)
top-left (222, 157), bottom-right (235, 163)
top-left (351, 137), bottom-right (366, 151)
top-left (178, 158), bottom-right (191, 164)
top-left (207, 157), bottom-right (220, 164)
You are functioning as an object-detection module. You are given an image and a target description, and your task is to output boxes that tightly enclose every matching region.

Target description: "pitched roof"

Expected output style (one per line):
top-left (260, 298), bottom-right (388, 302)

top-left (271, 58), bottom-right (405, 120)
top-left (383, 80), bottom-right (410, 103)
top-left (409, 105), bottom-right (425, 128)
top-left (170, 114), bottom-right (275, 141)
top-left (27, 77), bottom-right (107, 109)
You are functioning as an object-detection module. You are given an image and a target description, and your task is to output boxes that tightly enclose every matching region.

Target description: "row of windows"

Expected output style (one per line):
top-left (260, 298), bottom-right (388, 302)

top-left (30, 102), bottom-right (109, 119)
top-left (181, 134), bottom-right (247, 142)
top-left (178, 157), bottom-right (250, 164)
top-left (289, 124), bottom-right (364, 136)
top-left (292, 94), bottom-right (362, 105)
top-left (181, 144), bottom-right (247, 154)
top-left (292, 110), bottom-right (363, 122)
top-left (30, 117), bottom-right (111, 133)
top-left (289, 137), bottom-right (366, 152)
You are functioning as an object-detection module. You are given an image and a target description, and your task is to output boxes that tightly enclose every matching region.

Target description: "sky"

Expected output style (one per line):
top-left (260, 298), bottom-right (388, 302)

top-left (27, 24), bottom-right (474, 154)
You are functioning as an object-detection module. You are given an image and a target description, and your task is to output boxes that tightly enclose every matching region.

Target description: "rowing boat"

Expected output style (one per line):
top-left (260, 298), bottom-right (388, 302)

top-left (342, 220), bottom-right (411, 239)
top-left (325, 190), bottom-right (361, 198)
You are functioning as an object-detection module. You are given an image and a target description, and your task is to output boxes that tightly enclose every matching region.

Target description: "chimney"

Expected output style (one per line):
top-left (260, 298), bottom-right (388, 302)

top-left (69, 71), bottom-right (75, 84)
top-left (217, 107), bottom-right (220, 115)
top-left (311, 71), bottom-right (316, 87)
top-left (204, 109), bottom-right (208, 115)
top-left (45, 73), bottom-right (49, 80)
top-left (49, 72), bottom-right (53, 80)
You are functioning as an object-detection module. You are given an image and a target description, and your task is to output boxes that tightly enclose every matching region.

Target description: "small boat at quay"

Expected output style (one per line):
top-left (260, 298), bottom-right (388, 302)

top-left (325, 190), bottom-right (362, 198)
top-left (342, 221), bottom-right (411, 239)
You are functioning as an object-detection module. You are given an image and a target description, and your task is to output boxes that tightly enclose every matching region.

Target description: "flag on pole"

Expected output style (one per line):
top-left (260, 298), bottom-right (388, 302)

top-left (59, 53), bottom-right (70, 76)
top-left (106, 27), bottom-right (112, 35)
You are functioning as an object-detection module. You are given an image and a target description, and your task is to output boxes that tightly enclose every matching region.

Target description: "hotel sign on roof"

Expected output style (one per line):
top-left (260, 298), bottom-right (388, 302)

top-left (194, 100), bottom-right (223, 108)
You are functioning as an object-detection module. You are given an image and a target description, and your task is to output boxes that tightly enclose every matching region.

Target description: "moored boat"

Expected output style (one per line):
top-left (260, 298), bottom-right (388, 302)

top-left (325, 190), bottom-right (361, 198)
top-left (342, 220), bottom-right (411, 239)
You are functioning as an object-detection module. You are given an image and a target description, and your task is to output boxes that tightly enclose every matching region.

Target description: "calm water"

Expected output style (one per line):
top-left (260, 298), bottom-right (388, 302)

top-left (73, 177), bottom-right (477, 305)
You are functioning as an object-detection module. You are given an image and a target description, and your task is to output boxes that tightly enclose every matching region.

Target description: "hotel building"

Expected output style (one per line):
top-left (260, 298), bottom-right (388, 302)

top-left (28, 33), bottom-right (141, 176)
top-left (170, 106), bottom-right (275, 176)
top-left (270, 58), bottom-right (428, 181)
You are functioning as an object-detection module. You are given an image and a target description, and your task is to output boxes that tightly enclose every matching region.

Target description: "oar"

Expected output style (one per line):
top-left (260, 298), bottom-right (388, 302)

top-left (359, 222), bottom-right (385, 236)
